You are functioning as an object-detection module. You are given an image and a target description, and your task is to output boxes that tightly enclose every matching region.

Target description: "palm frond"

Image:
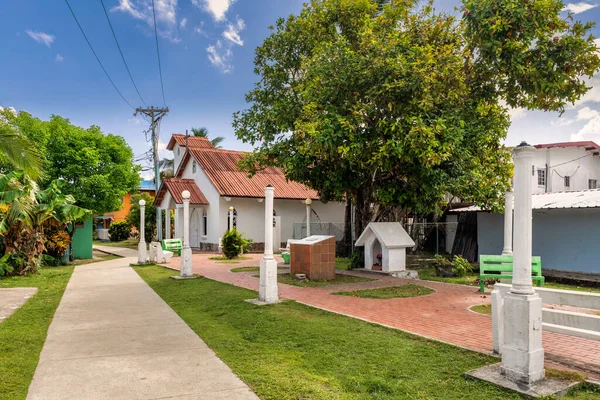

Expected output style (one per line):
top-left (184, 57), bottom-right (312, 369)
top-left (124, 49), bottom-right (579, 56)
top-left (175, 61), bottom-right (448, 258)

top-left (0, 124), bottom-right (42, 179)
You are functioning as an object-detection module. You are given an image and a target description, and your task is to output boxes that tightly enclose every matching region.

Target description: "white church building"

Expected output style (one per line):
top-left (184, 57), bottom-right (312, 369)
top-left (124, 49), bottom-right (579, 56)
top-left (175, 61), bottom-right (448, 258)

top-left (154, 134), bottom-right (345, 251)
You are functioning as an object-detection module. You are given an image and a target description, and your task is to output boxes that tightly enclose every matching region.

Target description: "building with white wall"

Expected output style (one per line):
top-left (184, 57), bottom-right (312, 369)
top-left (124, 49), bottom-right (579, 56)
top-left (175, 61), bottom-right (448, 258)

top-left (451, 141), bottom-right (600, 274)
top-left (154, 134), bottom-right (345, 250)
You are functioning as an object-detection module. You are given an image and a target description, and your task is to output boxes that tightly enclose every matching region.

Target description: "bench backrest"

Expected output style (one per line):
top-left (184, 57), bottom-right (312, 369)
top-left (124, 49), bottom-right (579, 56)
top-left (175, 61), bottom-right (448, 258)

top-left (162, 239), bottom-right (182, 249)
top-left (479, 255), bottom-right (542, 276)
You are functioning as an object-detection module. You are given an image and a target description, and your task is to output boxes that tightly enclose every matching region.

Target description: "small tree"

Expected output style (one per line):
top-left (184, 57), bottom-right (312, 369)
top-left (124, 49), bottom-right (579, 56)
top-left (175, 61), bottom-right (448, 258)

top-left (108, 221), bottom-right (131, 242)
top-left (221, 229), bottom-right (253, 259)
top-left (126, 193), bottom-right (156, 243)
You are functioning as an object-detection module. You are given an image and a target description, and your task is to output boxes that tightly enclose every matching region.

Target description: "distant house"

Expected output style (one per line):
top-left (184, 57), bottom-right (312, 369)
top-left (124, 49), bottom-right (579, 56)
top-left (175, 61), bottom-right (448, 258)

top-left (451, 141), bottom-right (600, 274)
top-left (154, 134), bottom-right (345, 251)
top-left (98, 180), bottom-right (156, 229)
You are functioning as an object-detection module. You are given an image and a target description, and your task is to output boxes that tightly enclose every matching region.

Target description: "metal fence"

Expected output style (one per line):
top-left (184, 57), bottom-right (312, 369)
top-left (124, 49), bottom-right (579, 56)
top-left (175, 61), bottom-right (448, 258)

top-left (291, 221), bottom-right (459, 255)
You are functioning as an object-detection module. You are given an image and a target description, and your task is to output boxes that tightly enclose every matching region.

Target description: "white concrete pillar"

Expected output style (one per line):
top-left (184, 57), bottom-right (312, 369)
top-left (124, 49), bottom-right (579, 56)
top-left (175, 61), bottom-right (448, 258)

top-left (305, 198), bottom-right (312, 237)
top-left (259, 185), bottom-right (278, 303)
top-left (180, 191), bottom-right (193, 278)
top-left (137, 200), bottom-right (147, 264)
top-left (501, 142), bottom-right (544, 384)
top-left (501, 191), bottom-right (513, 256)
top-left (165, 208), bottom-right (171, 240)
top-left (228, 207), bottom-right (234, 230)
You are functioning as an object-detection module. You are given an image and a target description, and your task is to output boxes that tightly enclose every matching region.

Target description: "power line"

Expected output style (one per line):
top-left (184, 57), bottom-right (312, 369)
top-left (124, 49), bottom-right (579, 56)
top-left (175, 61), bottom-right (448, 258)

top-left (99, 0), bottom-right (147, 107)
top-left (151, 0), bottom-right (167, 106)
top-left (64, 0), bottom-right (135, 110)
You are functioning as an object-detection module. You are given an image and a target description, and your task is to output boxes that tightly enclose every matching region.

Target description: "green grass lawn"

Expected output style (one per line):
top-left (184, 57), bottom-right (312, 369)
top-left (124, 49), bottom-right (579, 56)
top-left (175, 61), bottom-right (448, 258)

top-left (93, 239), bottom-right (138, 250)
top-left (0, 266), bottom-right (74, 400)
top-left (134, 265), bottom-right (599, 400)
top-left (335, 257), bottom-right (352, 270)
top-left (256, 273), bottom-right (375, 287)
top-left (470, 304), bottom-right (492, 316)
top-left (335, 284), bottom-right (435, 299)
top-left (544, 282), bottom-right (600, 294)
top-left (71, 250), bottom-right (121, 266)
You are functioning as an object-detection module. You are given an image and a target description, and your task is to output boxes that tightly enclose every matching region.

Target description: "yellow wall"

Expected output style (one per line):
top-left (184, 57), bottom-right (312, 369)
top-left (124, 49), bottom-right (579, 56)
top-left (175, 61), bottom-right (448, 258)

top-left (104, 190), bottom-right (156, 224)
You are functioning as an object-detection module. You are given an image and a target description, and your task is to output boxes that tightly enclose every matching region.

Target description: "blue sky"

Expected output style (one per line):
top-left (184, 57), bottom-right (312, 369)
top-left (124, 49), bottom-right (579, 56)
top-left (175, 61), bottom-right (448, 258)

top-left (2, 1), bottom-right (600, 177)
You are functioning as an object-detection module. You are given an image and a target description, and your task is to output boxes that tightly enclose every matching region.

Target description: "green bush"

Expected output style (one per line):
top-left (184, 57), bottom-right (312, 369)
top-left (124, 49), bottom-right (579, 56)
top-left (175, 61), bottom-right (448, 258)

top-left (222, 229), bottom-right (252, 259)
top-left (108, 221), bottom-right (131, 242)
top-left (452, 255), bottom-right (474, 278)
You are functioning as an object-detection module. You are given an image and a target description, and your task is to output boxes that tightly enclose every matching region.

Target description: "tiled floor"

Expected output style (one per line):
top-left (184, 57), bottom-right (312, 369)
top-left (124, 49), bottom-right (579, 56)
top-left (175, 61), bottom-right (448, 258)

top-left (166, 253), bottom-right (600, 380)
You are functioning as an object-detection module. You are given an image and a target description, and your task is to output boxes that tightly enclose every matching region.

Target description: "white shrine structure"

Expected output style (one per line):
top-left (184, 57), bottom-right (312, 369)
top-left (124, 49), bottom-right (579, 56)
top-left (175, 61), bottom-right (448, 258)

top-left (355, 222), bottom-right (415, 272)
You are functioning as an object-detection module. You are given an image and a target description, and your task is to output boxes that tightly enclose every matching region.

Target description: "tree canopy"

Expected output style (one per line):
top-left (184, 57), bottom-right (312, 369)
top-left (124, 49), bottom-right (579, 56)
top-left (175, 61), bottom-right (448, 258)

top-left (233, 0), bottom-right (600, 236)
top-left (1, 111), bottom-right (141, 215)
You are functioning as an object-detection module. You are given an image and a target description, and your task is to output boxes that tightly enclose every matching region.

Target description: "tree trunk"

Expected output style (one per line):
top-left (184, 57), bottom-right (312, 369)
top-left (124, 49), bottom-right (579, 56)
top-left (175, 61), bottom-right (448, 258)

top-left (342, 196), bottom-right (352, 257)
top-left (351, 188), bottom-right (373, 268)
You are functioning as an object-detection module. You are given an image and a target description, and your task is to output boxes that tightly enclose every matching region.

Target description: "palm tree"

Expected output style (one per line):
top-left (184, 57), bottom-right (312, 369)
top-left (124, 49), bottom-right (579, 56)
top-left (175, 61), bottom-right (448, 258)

top-left (191, 126), bottom-right (225, 149)
top-left (0, 122), bottom-right (42, 179)
top-left (0, 171), bottom-right (90, 274)
top-left (158, 158), bottom-right (174, 179)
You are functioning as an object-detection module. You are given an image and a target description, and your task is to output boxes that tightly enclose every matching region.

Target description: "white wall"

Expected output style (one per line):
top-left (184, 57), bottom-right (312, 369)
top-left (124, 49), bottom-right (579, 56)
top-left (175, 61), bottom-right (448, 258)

top-left (173, 143), bottom-right (184, 173)
top-left (530, 147), bottom-right (600, 194)
top-left (218, 197), bottom-right (345, 245)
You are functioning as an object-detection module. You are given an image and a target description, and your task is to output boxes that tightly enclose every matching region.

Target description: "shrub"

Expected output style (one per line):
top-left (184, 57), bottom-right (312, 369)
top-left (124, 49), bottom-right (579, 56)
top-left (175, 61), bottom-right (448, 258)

top-left (222, 229), bottom-right (252, 259)
top-left (126, 193), bottom-right (156, 243)
top-left (44, 226), bottom-right (71, 258)
top-left (0, 253), bottom-right (14, 276)
top-left (108, 221), bottom-right (131, 242)
top-left (452, 255), bottom-right (473, 278)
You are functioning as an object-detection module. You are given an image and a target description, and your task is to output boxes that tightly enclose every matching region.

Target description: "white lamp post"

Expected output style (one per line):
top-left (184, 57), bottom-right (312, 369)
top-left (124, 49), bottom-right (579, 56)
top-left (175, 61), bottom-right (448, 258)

top-left (501, 142), bottom-right (544, 384)
top-left (137, 200), bottom-right (147, 264)
top-left (179, 190), bottom-right (193, 278)
top-left (228, 206), bottom-right (234, 230)
top-left (259, 185), bottom-right (278, 303)
top-left (305, 198), bottom-right (312, 237)
top-left (165, 207), bottom-right (171, 240)
top-left (501, 191), bottom-right (513, 256)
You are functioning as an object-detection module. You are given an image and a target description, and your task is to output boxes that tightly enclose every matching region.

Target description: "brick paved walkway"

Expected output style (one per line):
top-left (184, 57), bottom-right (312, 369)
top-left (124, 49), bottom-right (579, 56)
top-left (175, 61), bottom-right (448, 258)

top-left (166, 253), bottom-right (600, 380)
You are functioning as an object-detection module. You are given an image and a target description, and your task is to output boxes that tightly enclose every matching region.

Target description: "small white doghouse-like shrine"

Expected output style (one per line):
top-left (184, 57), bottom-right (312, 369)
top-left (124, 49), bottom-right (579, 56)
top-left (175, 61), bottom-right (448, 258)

top-left (355, 222), bottom-right (415, 272)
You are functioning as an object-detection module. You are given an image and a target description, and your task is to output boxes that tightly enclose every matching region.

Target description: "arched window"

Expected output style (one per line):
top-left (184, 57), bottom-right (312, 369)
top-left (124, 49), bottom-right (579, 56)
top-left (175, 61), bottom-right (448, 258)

top-left (202, 209), bottom-right (208, 236)
top-left (192, 160), bottom-right (197, 173)
top-left (227, 208), bottom-right (237, 230)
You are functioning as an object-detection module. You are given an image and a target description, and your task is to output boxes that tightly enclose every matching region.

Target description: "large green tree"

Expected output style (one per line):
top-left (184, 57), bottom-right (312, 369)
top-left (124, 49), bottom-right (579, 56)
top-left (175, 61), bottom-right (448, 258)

top-left (0, 110), bottom-right (42, 179)
top-left (233, 0), bottom-right (600, 239)
top-left (3, 112), bottom-right (141, 215)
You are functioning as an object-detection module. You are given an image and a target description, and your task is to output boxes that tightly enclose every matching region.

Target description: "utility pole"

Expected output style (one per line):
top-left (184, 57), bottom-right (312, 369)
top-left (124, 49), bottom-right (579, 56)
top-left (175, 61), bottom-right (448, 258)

top-left (134, 106), bottom-right (169, 242)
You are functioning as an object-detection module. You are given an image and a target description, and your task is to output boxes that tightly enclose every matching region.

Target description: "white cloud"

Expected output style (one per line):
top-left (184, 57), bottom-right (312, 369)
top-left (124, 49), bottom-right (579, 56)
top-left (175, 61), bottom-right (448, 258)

top-left (55, 54), bottom-right (64, 62)
top-left (112, 0), bottom-right (180, 42)
top-left (508, 107), bottom-right (527, 121)
top-left (573, 75), bottom-right (600, 106)
top-left (571, 115), bottom-right (600, 141)
top-left (25, 30), bottom-right (54, 47)
top-left (207, 40), bottom-right (233, 73)
top-left (180, 17), bottom-right (187, 29)
top-left (576, 106), bottom-right (599, 120)
top-left (194, 21), bottom-right (208, 37)
top-left (222, 17), bottom-right (245, 46)
top-left (192, 0), bottom-right (235, 21)
top-left (563, 2), bottom-right (598, 14)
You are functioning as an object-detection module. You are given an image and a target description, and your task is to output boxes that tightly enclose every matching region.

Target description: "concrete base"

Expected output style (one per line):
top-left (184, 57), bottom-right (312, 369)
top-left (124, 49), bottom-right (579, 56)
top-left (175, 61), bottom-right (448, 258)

top-left (180, 247), bottom-right (193, 278)
top-left (502, 292), bottom-right (545, 384)
top-left (259, 257), bottom-right (279, 303)
top-left (170, 275), bottom-right (198, 280)
top-left (137, 242), bottom-right (147, 264)
top-left (390, 270), bottom-right (420, 279)
top-left (466, 363), bottom-right (580, 398)
top-left (245, 298), bottom-right (283, 306)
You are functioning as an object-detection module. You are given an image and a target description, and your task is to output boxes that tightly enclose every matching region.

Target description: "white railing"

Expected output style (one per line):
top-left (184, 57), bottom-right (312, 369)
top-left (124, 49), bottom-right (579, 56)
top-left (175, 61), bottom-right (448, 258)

top-left (492, 283), bottom-right (600, 353)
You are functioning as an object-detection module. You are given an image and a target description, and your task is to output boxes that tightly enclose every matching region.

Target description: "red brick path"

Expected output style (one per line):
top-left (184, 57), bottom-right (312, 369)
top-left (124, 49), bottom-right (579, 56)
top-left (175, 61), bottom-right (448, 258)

top-left (166, 254), bottom-right (600, 379)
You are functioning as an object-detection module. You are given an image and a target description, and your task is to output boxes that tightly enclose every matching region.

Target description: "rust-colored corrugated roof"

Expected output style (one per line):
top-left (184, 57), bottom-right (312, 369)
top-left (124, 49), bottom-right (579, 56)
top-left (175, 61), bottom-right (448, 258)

top-left (185, 148), bottom-right (319, 200)
top-left (154, 178), bottom-right (209, 206)
top-left (534, 141), bottom-right (600, 153)
top-left (166, 134), bottom-right (215, 150)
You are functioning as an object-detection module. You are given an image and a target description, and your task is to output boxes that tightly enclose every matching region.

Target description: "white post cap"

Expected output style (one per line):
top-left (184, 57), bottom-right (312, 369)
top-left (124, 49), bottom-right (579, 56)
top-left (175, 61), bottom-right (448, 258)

top-left (182, 190), bottom-right (191, 199)
top-left (139, 199), bottom-right (146, 206)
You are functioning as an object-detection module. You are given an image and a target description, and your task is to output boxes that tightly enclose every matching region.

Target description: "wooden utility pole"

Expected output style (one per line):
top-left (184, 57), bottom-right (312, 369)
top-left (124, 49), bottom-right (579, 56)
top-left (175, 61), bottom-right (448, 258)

top-left (134, 106), bottom-right (169, 242)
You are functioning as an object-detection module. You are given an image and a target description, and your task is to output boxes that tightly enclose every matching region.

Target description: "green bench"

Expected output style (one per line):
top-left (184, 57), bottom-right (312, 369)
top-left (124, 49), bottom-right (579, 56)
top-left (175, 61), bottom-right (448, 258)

top-left (162, 238), bottom-right (182, 256)
top-left (479, 255), bottom-right (545, 292)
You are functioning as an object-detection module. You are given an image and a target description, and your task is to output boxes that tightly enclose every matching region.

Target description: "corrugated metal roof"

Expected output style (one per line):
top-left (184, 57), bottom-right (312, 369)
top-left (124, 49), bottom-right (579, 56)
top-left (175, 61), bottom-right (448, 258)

top-left (166, 134), bottom-right (215, 150)
top-left (154, 178), bottom-right (209, 206)
top-left (188, 148), bottom-right (319, 200)
top-left (453, 189), bottom-right (600, 212)
top-left (140, 180), bottom-right (156, 191)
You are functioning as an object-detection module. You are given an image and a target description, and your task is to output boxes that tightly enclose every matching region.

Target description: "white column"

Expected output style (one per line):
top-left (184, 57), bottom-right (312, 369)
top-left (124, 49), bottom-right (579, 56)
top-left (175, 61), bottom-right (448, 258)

top-left (174, 208), bottom-right (180, 238)
top-left (165, 208), bottom-right (171, 240)
top-left (180, 191), bottom-right (193, 278)
top-left (228, 206), bottom-right (233, 230)
top-left (501, 191), bottom-right (513, 256)
top-left (501, 142), bottom-right (544, 384)
top-left (305, 198), bottom-right (312, 237)
top-left (137, 200), bottom-right (147, 264)
top-left (259, 185), bottom-right (278, 303)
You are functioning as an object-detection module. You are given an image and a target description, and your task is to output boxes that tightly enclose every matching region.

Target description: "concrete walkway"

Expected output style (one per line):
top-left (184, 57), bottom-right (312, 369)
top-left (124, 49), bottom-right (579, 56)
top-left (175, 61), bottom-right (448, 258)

top-left (27, 256), bottom-right (258, 400)
top-left (93, 244), bottom-right (138, 258)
